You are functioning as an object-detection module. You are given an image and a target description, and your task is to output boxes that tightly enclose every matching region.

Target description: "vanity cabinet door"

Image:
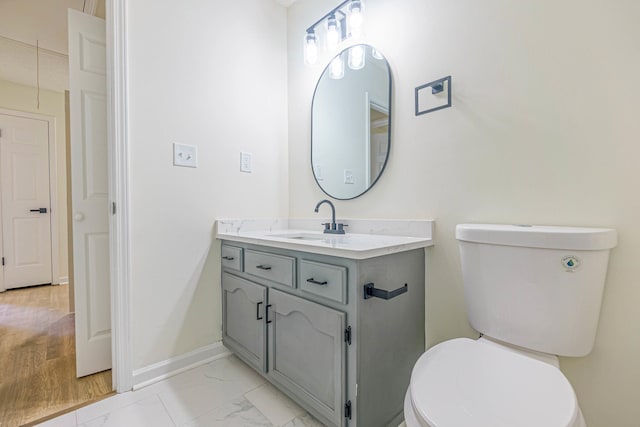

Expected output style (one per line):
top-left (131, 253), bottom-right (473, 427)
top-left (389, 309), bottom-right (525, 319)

top-left (222, 273), bottom-right (267, 372)
top-left (268, 289), bottom-right (346, 427)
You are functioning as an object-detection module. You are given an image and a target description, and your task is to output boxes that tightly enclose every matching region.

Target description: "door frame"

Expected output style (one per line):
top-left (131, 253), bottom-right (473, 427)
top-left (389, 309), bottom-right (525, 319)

top-left (0, 108), bottom-right (59, 292)
top-left (107, 0), bottom-right (132, 393)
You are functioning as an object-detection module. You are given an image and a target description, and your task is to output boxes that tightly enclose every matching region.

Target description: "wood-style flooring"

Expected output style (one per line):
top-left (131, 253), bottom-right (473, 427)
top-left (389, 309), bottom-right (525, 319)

top-left (0, 284), bottom-right (112, 427)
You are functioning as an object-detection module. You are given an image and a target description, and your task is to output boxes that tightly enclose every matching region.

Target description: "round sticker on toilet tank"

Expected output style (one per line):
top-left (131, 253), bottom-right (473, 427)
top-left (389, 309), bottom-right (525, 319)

top-left (561, 255), bottom-right (581, 272)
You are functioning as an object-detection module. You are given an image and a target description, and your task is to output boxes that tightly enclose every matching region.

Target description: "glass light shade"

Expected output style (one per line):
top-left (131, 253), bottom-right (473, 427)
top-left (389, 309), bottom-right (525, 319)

top-left (304, 32), bottom-right (318, 65)
top-left (329, 55), bottom-right (344, 79)
top-left (348, 45), bottom-right (365, 70)
top-left (348, 1), bottom-right (363, 38)
top-left (326, 15), bottom-right (340, 52)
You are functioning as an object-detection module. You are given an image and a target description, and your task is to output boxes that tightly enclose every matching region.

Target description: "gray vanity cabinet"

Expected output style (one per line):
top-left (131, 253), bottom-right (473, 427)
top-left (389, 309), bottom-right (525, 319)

top-left (221, 272), bottom-right (267, 372)
top-left (268, 288), bottom-right (346, 427)
top-left (220, 243), bottom-right (425, 427)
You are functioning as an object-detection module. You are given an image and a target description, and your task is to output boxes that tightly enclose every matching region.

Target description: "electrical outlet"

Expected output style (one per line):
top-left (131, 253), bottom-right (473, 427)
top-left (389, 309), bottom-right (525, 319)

top-left (173, 143), bottom-right (197, 168)
top-left (240, 152), bottom-right (252, 173)
top-left (344, 169), bottom-right (354, 184)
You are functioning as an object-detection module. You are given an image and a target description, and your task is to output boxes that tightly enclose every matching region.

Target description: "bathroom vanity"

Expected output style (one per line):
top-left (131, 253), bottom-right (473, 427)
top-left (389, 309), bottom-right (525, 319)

top-left (217, 220), bottom-right (433, 427)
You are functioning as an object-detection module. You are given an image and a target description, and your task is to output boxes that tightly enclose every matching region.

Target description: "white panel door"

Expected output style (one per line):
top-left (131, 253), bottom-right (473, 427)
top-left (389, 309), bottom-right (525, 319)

top-left (0, 114), bottom-right (53, 290)
top-left (68, 8), bottom-right (111, 377)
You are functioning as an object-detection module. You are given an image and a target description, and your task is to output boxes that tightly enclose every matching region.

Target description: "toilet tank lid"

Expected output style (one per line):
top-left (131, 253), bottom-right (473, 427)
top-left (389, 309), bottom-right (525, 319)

top-left (456, 224), bottom-right (617, 250)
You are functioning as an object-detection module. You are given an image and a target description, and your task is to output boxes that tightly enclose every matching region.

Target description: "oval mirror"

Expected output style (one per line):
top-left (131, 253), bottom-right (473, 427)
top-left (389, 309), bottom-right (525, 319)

top-left (311, 44), bottom-right (392, 200)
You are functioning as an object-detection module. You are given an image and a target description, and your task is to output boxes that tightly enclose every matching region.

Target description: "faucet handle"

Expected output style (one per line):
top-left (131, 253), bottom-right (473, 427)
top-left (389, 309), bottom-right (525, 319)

top-left (322, 222), bottom-right (331, 231)
top-left (337, 223), bottom-right (348, 232)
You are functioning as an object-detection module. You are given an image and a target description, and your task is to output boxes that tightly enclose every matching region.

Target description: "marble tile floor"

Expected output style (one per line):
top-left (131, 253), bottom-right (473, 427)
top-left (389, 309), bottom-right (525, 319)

top-left (35, 355), bottom-right (326, 427)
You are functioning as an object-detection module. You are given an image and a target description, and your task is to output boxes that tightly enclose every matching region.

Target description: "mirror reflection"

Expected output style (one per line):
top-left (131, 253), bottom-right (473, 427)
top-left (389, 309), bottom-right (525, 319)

top-left (311, 44), bottom-right (392, 200)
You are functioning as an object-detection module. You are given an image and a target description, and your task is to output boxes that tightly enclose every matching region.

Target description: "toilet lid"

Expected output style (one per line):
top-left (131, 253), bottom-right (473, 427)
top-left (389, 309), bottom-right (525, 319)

top-left (410, 338), bottom-right (578, 427)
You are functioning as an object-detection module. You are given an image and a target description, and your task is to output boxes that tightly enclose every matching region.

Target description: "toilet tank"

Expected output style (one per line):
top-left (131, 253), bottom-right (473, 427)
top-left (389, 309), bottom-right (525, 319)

top-left (456, 224), bottom-right (617, 357)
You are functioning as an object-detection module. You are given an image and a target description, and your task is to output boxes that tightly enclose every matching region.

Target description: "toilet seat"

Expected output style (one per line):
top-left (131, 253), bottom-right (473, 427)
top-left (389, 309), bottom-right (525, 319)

top-left (407, 338), bottom-right (580, 427)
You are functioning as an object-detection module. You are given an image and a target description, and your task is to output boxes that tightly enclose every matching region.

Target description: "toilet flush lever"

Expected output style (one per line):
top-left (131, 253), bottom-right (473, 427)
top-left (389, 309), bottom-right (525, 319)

top-left (363, 282), bottom-right (408, 300)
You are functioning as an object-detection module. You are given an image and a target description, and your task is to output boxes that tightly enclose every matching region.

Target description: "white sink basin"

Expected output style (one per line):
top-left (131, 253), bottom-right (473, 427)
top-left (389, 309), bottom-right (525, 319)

top-left (270, 232), bottom-right (329, 241)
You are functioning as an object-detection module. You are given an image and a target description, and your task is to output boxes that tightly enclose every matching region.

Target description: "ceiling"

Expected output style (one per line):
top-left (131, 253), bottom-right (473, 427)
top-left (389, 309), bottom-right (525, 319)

top-left (0, 0), bottom-right (296, 94)
top-left (0, 0), bottom-right (105, 92)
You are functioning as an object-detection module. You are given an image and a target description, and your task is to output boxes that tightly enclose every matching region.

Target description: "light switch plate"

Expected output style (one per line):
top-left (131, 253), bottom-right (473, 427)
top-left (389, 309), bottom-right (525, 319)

top-left (344, 169), bottom-right (354, 184)
top-left (173, 143), bottom-right (197, 168)
top-left (240, 152), bottom-right (252, 173)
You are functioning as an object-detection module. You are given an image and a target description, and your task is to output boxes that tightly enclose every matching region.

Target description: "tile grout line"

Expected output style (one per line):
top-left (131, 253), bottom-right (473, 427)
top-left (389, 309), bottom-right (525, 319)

top-left (157, 393), bottom-right (178, 427)
top-left (77, 392), bottom-right (159, 425)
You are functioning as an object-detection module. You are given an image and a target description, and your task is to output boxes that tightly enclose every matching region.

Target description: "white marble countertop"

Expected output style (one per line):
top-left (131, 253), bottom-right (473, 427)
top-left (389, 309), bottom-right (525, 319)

top-left (215, 218), bottom-right (434, 260)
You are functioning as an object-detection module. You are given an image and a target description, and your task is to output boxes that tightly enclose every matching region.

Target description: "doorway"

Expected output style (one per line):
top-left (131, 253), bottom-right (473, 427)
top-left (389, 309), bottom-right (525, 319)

top-left (0, 0), bottom-right (122, 424)
top-left (0, 111), bottom-right (56, 292)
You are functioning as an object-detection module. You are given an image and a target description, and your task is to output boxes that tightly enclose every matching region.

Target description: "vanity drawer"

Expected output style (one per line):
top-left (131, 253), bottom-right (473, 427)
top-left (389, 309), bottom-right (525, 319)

top-left (245, 250), bottom-right (295, 288)
top-left (299, 260), bottom-right (347, 304)
top-left (221, 245), bottom-right (243, 271)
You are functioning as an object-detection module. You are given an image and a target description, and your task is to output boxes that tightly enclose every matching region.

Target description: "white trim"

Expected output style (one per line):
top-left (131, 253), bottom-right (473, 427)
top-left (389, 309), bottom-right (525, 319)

top-left (58, 276), bottom-right (69, 285)
top-left (0, 156), bottom-right (3, 292)
top-left (107, 0), bottom-right (132, 394)
top-left (84, 0), bottom-right (99, 16)
top-left (0, 35), bottom-right (69, 59)
top-left (132, 343), bottom-right (231, 390)
top-left (0, 108), bottom-right (59, 290)
top-left (48, 116), bottom-right (60, 287)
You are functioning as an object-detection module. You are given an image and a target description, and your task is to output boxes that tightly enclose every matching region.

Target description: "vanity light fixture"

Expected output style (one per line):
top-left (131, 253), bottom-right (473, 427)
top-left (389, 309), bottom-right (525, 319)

top-left (303, 0), bottom-right (365, 66)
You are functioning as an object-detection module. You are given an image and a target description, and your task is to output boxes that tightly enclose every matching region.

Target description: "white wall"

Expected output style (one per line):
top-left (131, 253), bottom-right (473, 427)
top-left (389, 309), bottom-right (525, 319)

top-left (0, 79), bottom-right (69, 282)
top-left (287, 1), bottom-right (640, 426)
top-left (126, 0), bottom-right (288, 369)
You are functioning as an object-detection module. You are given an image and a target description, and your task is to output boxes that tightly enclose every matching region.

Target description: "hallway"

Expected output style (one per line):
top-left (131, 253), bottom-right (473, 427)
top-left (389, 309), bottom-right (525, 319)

top-left (0, 284), bottom-right (112, 426)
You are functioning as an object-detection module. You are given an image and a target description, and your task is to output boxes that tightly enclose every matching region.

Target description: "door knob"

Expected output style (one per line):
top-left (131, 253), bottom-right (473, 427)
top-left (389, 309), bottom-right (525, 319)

top-left (30, 208), bottom-right (48, 213)
top-left (73, 213), bottom-right (85, 222)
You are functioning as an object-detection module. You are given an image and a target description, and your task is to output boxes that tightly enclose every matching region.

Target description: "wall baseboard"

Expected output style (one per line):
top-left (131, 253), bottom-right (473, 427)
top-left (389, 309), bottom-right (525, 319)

top-left (57, 276), bottom-right (70, 285)
top-left (131, 342), bottom-right (230, 390)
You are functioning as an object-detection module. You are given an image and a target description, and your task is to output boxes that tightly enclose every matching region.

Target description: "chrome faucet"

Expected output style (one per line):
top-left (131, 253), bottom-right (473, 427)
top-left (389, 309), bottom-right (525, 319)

top-left (314, 199), bottom-right (346, 234)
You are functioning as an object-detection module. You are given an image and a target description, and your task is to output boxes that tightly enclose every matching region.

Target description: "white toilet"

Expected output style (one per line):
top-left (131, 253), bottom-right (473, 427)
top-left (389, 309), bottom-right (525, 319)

top-left (404, 224), bottom-right (617, 427)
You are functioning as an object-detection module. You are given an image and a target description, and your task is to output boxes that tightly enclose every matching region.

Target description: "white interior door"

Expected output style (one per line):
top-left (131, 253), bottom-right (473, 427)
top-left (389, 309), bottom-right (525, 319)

top-left (68, 8), bottom-right (111, 377)
top-left (0, 114), bottom-right (53, 291)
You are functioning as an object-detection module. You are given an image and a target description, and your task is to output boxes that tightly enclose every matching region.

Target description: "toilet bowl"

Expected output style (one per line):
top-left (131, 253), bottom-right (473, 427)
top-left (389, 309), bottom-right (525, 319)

top-left (404, 224), bottom-right (616, 427)
top-left (403, 338), bottom-right (586, 427)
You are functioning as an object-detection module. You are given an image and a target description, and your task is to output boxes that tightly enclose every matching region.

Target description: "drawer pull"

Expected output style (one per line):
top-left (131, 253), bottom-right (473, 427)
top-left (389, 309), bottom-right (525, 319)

top-left (363, 283), bottom-right (408, 300)
top-left (266, 304), bottom-right (273, 324)
top-left (306, 278), bottom-right (328, 286)
top-left (256, 265), bottom-right (272, 270)
top-left (222, 256), bottom-right (235, 261)
top-left (256, 301), bottom-right (263, 320)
